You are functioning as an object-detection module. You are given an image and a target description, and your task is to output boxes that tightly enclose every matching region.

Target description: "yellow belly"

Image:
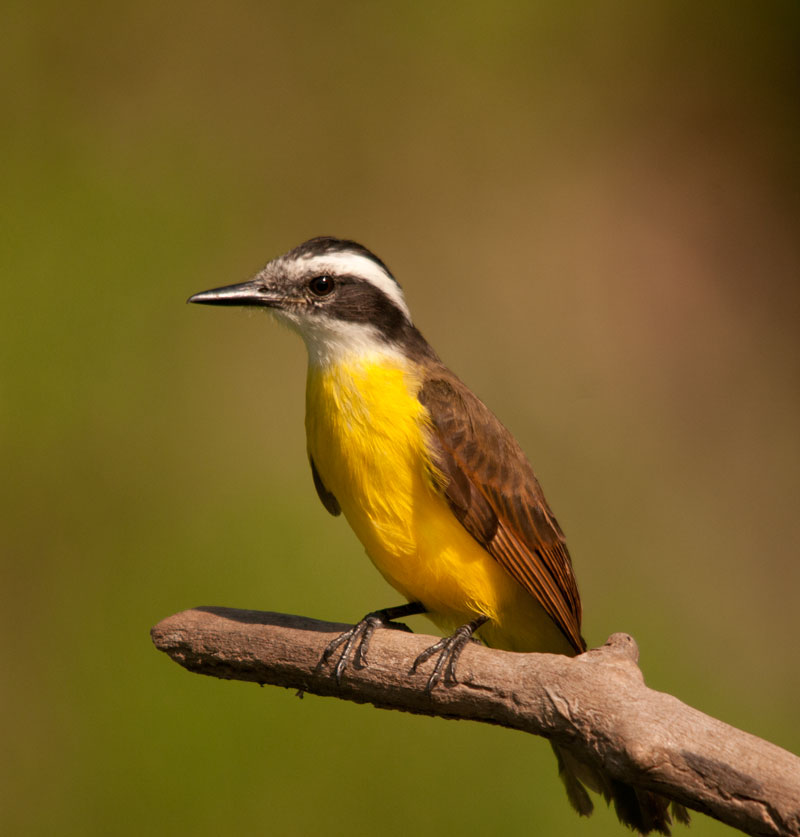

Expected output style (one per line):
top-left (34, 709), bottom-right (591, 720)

top-left (305, 356), bottom-right (574, 656)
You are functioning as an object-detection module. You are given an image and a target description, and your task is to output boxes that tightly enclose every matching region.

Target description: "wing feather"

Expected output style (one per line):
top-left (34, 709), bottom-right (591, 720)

top-left (309, 454), bottom-right (341, 516)
top-left (419, 374), bottom-right (585, 652)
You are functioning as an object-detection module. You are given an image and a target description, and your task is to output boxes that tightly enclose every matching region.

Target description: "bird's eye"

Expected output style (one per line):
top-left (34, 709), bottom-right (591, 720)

top-left (309, 275), bottom-right (334, 297)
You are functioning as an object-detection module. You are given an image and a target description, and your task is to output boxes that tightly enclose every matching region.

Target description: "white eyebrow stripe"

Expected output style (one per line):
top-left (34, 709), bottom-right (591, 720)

top-left (304, 252), bottom-right (412, 322)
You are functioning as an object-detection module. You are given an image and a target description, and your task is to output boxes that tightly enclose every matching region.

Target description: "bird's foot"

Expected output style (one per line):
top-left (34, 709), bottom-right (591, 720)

top-left (411, 615), bottom-right (489, 693)
top-left (319, 602), bottom-right (426, 684)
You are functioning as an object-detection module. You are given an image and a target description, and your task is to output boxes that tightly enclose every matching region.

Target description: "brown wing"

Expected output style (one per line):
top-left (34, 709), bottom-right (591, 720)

top-left (418, 374), bottom-right (585, 653)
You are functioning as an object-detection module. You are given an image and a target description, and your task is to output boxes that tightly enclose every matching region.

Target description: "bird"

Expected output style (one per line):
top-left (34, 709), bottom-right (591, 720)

top-left (189, 236), bottom-right (688, 834)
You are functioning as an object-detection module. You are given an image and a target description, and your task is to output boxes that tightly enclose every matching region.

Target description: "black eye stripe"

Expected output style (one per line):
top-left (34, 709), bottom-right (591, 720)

top-left (315, 277), bottom-right (408, 336)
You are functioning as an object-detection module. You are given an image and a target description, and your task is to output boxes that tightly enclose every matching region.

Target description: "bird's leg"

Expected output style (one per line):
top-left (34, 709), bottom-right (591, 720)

top-left (412, 614), bottom-right (489, 693)
top-left (320, 602), bottom-right (427, 684)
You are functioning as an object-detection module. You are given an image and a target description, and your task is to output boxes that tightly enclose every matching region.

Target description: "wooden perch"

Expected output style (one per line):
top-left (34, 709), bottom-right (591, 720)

top-left (151, 607), bottom-right (800, 837)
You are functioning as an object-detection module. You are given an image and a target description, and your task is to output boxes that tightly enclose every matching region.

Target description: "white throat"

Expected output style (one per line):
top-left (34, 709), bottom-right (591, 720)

top-left (272, 307), bottom-right (405, 370)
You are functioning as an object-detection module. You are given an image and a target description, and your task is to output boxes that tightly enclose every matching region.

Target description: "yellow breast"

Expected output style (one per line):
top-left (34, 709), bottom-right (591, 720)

top-left (305, 355), bottom-right (438, 579)
top-left (304, 354), bottom-right (572, 655)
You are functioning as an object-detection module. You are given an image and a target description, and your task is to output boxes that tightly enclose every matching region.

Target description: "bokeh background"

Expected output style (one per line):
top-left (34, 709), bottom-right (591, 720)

top-left (3, 2), bottom-right (798, 835)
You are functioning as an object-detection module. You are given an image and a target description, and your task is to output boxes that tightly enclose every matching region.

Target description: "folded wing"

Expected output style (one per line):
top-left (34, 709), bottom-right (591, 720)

top-left (418, 374), bottom-right (585, 653)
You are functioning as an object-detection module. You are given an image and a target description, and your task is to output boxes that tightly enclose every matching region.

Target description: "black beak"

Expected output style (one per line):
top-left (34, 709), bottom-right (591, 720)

top-left (187, 279), bottom-right (279, 307)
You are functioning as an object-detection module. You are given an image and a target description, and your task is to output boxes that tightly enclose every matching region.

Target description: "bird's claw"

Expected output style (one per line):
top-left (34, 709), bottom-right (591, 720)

top-left (320, 613), bottom-right (380, 683)
top-left (411, 615), bottom-right (489, 693)
top-left (319, 606), bottom-right (418, 684)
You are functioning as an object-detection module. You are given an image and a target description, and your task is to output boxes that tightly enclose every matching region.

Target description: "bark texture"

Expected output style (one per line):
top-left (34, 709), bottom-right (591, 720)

top-left (151, 607), bottom-right (800, 836)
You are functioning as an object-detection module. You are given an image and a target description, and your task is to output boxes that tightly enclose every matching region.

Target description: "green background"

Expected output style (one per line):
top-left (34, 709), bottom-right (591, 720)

top-left (3, 2), bottom-right (798, 835)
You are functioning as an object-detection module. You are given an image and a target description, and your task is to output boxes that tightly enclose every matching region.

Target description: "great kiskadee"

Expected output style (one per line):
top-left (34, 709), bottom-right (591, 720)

top-left (189, 236), bottom-right (686, 834)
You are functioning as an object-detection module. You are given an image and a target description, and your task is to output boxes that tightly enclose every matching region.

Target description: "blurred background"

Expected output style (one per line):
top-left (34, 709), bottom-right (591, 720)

top-left (2, 1), bottom-right (798, 834)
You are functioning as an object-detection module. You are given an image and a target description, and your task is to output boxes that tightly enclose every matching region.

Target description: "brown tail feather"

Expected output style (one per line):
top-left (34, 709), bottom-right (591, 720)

top-left (552, 744), bottom-right (689, 835)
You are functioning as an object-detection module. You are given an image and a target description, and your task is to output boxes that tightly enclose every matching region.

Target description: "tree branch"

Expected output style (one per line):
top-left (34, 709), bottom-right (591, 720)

top-left (151, 607), bottom-right (800, 836)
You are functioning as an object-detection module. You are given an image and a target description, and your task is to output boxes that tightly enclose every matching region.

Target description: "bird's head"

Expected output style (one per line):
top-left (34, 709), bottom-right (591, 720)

top-left (189, 237), bottom-right (415, 366)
